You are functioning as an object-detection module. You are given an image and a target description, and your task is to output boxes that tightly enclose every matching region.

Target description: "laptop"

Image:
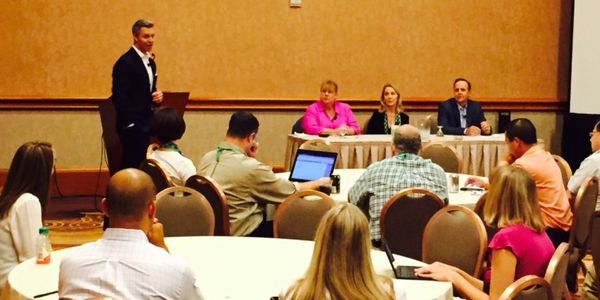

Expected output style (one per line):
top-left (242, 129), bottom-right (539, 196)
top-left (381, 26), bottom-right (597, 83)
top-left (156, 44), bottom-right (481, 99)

top-left (288, 149), bottom-right (337, 182)
top-left (382, 241), bottom-right (429, 280)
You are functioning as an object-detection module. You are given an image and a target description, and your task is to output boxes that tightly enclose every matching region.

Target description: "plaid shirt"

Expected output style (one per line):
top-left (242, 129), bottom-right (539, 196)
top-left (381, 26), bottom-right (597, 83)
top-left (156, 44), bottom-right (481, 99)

top-left (349, 153), bottom-right (448, 241)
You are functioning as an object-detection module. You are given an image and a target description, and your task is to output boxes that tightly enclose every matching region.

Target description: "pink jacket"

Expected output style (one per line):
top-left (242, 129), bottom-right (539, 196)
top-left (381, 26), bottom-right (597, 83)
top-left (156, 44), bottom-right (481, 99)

top-left (302, 100), bottom-right (361, 135)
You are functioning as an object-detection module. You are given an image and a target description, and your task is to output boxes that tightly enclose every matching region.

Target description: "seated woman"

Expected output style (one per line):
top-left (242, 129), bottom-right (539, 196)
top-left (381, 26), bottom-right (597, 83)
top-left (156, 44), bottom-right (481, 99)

top-left (302, 80), bottom-right (361, 136)
top-left (415, 165), bottom-right (554, 300)
top-left (367, 84), bottom-right (409, 134)
top-left (568, 119), bottom-right (600, 210)
top-left (0, 141), bottom-right (54, 290)
top-left (280, 202), bottom-right (406, 300)
top-left (147, 107), bottom-right (196, 186)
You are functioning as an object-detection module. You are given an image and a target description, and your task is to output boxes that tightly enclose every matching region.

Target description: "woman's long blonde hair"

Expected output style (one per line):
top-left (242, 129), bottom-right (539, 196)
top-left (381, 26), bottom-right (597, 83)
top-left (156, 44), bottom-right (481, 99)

top-left (378, 83), bottom-right (404, 114)
top-left (284, 203), bottom-right (394, 300)
top-left (483, 165), bottom-right (546, 232)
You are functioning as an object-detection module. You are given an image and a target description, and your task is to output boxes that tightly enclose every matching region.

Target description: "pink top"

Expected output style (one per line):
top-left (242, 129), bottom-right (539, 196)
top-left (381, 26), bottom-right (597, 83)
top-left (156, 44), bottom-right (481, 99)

top-left (483, 224), bottom-right (554, 292)
top-left (513, 145), bottom-right (573, 231)
top-left (302, 100), bottom-right (361, 135)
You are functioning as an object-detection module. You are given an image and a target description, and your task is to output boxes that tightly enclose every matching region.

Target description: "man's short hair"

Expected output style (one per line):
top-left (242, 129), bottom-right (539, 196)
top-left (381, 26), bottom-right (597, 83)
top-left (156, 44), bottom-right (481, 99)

top-left (454, 78), bottom-right (471, 91)
top-left (506, 118), bottom-right (537, 144)
top-left (393, 127), bottom-right (421, 154)
top-left (226, 111), bottom-right (259, 138)
top-left (132, 19), bottom-right (154, 36)
top-left (152, 108), bottom-right (185, 144)
top-left (106, 169), bottom-right (156, 221)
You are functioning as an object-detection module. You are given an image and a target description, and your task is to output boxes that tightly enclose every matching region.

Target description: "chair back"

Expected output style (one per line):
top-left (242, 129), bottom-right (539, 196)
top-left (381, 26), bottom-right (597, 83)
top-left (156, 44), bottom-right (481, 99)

top-left (425, 114), bottom-right (438, 134)
top-left (155, 186), bottom-right (215, 236)
top-left (292, 116), bottom-right (304, 134)
top-left (420, 142), bottom-right (462, 173)
top-left (590, 211), bottom-right (600, 293)
top-left (473, 192), bottom-right (499, 242)
top-left (299, 139), bottom-right (334, 152)
top-left (185, 175), bottom-right (230, 236)
top-left (139, 159), bottom-right (173, 192)
top-left (98, 99), bottom-right (122, 175)
top-left (544, 243), bottom-right (569, 300)
top-left (380, 188), bottom-right (445, 260)
top-left (422, 205), bottom-right (487, 278)
top-left (273, 190), bottom-right (335, 240)
top-left (551, 154), bottom-right (572, 189)
top-left (568, 176), bottom-right (599, 250)
top-left (499, 275), bottom-right (553, 300)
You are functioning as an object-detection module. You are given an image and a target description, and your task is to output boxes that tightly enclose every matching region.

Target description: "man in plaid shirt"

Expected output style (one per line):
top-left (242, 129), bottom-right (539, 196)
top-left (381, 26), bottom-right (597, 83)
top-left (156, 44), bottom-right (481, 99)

top-left (349, 124), bottom-right (448, 242)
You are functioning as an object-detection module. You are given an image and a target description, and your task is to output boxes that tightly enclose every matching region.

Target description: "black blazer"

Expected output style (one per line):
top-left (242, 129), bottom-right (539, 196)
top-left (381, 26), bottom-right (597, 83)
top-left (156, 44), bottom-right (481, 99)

top-left (437, 99), bottom-right (490, 135)
top-left (111, 47), bottom-right (157, 134)
top-left (366, 111), bottom-right (409, 134)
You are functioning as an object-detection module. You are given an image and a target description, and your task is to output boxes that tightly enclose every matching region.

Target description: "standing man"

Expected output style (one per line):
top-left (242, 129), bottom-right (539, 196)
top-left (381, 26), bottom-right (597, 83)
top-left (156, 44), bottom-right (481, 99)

top-left (437, 78), bottom-right (491, 136)
top-left (112, 19), bottom-right (164, 170)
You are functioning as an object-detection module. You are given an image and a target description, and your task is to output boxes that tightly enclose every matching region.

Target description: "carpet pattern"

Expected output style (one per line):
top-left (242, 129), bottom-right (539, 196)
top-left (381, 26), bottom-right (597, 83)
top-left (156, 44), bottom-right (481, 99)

top-left (44, 212), bottom-right (104, 250)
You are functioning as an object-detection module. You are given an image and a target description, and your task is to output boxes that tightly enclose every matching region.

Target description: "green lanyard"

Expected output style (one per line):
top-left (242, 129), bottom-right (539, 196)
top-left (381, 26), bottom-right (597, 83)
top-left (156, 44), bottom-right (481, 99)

top-left (212, 145), bottom-right (244, 176)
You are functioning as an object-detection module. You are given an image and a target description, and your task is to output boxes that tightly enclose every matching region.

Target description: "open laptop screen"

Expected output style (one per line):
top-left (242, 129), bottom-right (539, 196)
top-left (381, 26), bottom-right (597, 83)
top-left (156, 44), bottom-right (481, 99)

top-left (289, 149), bottom-right (337, 182)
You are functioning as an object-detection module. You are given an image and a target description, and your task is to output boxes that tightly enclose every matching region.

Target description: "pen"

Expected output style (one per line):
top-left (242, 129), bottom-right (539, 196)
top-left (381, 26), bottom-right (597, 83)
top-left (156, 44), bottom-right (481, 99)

top-left (460, 187), bottom-right (484, 191)
top-left (33, 290), bottom-right (58, 298)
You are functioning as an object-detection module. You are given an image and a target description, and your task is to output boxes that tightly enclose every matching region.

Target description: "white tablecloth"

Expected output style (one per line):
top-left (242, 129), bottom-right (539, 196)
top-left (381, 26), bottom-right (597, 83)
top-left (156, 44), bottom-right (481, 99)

top-left (276, 169), bottom-right (486, 209)
top-left (285, 133), bottom-right (544, 177)
top-left (4, 237), bottom-right (452, 300)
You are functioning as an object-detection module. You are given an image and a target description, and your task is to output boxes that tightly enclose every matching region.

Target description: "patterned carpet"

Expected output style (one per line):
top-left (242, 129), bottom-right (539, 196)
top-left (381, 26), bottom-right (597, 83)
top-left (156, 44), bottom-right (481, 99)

top-left (44, 211), bottom-right (104, 250)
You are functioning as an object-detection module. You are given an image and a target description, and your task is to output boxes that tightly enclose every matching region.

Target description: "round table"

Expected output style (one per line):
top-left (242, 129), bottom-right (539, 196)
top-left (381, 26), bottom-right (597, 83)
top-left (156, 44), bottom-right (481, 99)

top-left (276, 169), bottom-right (486, 209)
top-left (5, 236), bottom-right (452, 300)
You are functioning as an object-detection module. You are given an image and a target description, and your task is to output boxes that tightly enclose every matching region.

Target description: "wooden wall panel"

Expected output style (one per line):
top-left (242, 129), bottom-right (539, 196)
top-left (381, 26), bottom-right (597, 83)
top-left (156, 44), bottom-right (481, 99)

top-left (0, 1), bottom-right (572, 102)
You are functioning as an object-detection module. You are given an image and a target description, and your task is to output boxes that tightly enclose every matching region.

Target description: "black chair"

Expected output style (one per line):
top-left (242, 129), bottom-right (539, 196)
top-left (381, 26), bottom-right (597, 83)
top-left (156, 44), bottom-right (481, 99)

top-left (98, 99), bottom-right (122, 175)
top-left (291, 116), bottom-right (304, 134)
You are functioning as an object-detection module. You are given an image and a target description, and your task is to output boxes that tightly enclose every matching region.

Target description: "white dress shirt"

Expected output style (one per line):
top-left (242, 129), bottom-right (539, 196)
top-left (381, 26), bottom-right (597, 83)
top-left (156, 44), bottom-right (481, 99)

top-left (568, 151), bottom-right (600, 210)
top-left (59, 228), bottom-right (204, 300)
top-left (0, 193), bottom-right (42, 292)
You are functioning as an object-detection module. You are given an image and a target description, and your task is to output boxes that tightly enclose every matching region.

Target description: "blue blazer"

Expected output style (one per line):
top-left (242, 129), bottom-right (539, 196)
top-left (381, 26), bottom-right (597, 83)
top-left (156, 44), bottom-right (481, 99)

top-left (437, 98), bottom-right (490, 135)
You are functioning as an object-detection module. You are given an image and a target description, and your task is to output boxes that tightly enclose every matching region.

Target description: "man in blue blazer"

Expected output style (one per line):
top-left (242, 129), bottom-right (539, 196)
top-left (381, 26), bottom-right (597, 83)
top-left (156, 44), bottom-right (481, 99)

top-left (437, 78), bottom-right (492, 136)
top-left (112, 19), bottom-right (163, 170)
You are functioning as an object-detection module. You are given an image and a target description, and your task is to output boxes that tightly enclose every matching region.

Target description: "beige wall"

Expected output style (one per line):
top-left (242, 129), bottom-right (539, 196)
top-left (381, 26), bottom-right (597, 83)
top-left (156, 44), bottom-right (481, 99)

top-left (0, 1), bottom-right (572, 101)
top-left (0, 110), bottom-right (562, 169)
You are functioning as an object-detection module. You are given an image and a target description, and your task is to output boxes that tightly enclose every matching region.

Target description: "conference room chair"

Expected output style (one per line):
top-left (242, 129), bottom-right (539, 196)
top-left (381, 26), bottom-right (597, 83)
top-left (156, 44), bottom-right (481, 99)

top-left (138, 158), bottom-right (173, 193)
top-left (590, 211), bottom-right (600, 295)
top-left (498, 275), bottom-right (553, 300)
top-left (291, 116), bottom-right (304, 134)
top-left (98, 99), bottom-right (122, 175)
top-left (422, 205), bottom-right (487, 278)
top-left (380, 188), bottom-right (445, 260)
top-left (565, 176), bottom-right (599, 292)
top-left (473, 192), bottom-right (499, 243)
top-left (185, 175), bottom-right (230, 236)
top-left (273, 190), bottom-right (335, 241)
top-left (420, 142), bottom-right (462, 173)
top-left (424, 114), bottom-right (438, 135)
top-left (155, 186), bottom-right (215, 237)
top-left (299, 138), bottom-right (334, 153)
top-left (544, 243), bottom-right (570, 300)
top-left (552, 154), bottom-right (573, 190)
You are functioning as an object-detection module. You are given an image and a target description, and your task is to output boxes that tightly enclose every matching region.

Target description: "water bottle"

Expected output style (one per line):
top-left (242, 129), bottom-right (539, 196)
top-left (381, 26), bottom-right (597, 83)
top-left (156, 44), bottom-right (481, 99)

top-left (36, 227), bottom-right (52, 264)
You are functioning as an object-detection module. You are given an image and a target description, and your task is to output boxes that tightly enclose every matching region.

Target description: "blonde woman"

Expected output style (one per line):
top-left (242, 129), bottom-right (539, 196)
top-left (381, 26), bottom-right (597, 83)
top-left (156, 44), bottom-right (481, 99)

top-left (415, 165), bottom-right (554, 300)
top-left (302, 80), bottom-right (361, 136)
top-left (280, 202), bottom-right (406, 300)
top-left (367, 84), bottom-right (409, 134)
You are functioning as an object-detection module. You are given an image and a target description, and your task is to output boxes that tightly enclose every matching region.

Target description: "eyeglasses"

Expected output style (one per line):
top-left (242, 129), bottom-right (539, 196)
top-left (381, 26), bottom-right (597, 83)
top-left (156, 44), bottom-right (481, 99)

top-left (590, 131), bottom-right (599, 137)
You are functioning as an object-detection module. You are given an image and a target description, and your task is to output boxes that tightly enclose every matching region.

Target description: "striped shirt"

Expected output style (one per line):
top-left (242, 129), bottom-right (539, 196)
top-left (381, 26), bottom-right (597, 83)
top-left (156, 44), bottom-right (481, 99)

top-left (349, 153), bottom-right (448, 241)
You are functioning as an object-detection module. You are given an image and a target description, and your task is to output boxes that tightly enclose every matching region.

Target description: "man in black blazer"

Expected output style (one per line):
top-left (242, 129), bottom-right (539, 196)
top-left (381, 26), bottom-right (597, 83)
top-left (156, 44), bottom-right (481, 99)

top-left (437, 78), bottom-right (491, 136)
top-left (112, 19), bottom-right (163, 170)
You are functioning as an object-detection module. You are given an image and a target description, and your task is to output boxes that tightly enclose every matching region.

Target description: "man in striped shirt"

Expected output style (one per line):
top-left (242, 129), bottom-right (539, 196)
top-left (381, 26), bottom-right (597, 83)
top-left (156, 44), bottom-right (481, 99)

top-left (349, 124), bottom-right (448, 243)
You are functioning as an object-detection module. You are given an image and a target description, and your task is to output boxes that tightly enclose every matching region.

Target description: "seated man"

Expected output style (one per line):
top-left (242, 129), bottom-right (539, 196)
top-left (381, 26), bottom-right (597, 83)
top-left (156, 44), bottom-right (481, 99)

top-left (348, 124), bottom-right (448, 244)
top-left (198, 111), bottom-right (329, 237)
top-left (568, 119), bottom-right (600, 210)
top-left (502, 118), bottom-right (572, 247)
top-left (59, 169), bottom-right (203, 299)
top-left (437, 78), bottom-right (492, 136)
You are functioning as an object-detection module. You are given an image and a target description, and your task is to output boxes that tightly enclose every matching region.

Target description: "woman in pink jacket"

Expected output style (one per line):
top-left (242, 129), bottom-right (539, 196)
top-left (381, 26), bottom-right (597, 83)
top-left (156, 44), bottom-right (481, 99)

top-left (302, 80), bottom-right (361, 136)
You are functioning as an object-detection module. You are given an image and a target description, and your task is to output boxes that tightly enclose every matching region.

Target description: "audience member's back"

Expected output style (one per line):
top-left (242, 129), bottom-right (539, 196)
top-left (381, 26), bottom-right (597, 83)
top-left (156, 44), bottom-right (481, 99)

top-left (58, 169), bottom-right (203, 299)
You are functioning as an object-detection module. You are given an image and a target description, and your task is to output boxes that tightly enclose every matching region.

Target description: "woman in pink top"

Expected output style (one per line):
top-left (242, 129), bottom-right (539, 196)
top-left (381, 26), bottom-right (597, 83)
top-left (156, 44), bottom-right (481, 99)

top-left (302, 80), bottom-right (361, 136)
top-left (415, 165), bottom-right (554, 300)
